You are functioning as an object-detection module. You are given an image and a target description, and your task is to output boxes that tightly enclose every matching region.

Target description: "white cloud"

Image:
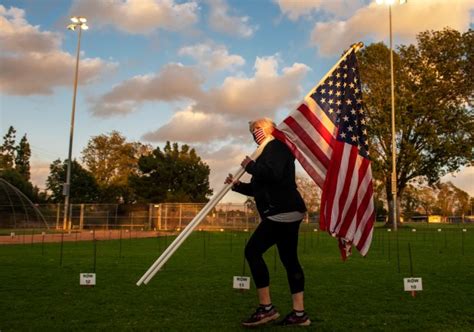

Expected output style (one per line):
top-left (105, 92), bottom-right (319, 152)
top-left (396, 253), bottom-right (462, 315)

top-left (137, 56), bottom-right (310, 145)
top-left (90, 63), bottom-right (204, 117)
top-left (196, 56), bottom-right (310, 118)
top-left (311, 0), bottom-right (474, 56)
top-left (442, 167), bottom-right (474, 197)
top-left (197, 143), bottom-right (253, 198)
top-left (142, 107), bottom-right (242, 143)
top-left (1, 52), bottom-right (114, 95)
top-left (178, 42), bottom-right (245, 71)
top-left (274, 0), bottom-right (363, 21)
top-left (0, 5), bottom-right (116, 96)
top-left (69, 0), bottom-right (199, 34)
top-left (29, 161), bottom-right (51, 190)
top-left (0, 6), bottom-right (60, 53)
top-left (207, 0), bottom-right (256, 38)
top-left (90, 55), bottom-right (310, 120)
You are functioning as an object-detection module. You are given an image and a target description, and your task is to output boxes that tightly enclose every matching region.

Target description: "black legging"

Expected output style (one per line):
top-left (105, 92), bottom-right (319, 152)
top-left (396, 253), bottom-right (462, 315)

top-left (245, 218), bottom-right (304, 294)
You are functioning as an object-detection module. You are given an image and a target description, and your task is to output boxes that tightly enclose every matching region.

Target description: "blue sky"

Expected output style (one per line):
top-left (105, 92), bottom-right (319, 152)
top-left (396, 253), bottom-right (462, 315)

top-left (1, 0), bottom-right (473, 201)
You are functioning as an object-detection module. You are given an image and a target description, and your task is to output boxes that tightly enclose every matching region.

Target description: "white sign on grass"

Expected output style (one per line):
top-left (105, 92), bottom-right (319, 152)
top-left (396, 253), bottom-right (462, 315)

top-left (80, 273), bottom-right (96, 286)
top-left (404, 277), bottom-right (422, 291)
top-left (233, 276), bottom-right (250, 290)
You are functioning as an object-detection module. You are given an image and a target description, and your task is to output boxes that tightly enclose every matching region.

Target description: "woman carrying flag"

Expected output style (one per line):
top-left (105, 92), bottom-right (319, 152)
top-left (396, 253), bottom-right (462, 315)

top-left (225, 117), bottom-right (310, 327)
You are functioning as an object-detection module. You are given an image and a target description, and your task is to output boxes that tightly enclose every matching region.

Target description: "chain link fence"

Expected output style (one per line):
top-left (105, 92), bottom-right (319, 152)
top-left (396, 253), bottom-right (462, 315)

top-left (1, 203), bottom-right (267, 231)
top-left (3, 202), bottom-right (472, 232)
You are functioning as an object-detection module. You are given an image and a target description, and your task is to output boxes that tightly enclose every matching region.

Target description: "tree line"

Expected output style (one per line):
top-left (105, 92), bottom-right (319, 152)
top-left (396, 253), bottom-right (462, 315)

top-left (1, 28), bottom-right (473, 223)
top-left (0, 130), bottom-right (212, 204)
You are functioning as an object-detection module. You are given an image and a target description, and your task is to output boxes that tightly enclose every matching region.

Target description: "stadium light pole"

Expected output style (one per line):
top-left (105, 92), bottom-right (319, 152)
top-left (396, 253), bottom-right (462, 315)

top-left (63, 16), bottom-right (88, 230)
top-left (376, 0), bottom-right (406, 231)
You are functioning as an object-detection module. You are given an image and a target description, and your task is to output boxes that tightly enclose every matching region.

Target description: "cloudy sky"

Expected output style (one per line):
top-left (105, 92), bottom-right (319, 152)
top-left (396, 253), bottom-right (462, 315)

top-left (1, 0), bottom-right (473, 202)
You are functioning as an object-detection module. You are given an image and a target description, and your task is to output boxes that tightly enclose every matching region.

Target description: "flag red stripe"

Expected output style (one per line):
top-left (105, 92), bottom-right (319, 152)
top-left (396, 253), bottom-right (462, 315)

top-left (341, 182), bottom-right (372, 245)
top-left (335, 146), bottom-right (358, 234)
top-left (276, 116), bottom-right (330, 180)
top-left (329, 142), bottom-right (349, 232)
top-left (356, 161), bottom-right (372, 226)
top-left (283, 115), bottom-right (331, 169)
top-left (297, 103), bottom-right (334, 147)
top-left (338, 154), bottom-right (370, 239)
top-left (354, 175), bottom-right (374, 243)
top-left (320, 138), bottom-right (343, 231)
top-left (272, 129), bottom-right (325, 188)
top-left (321, 140), bottom-right (374, 257)
top-left (356, 210), bottom-right (375, 253)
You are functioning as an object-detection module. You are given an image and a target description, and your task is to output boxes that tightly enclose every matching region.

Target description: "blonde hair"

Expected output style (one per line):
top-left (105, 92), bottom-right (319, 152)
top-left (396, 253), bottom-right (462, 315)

top-left (249, 118), bottom-right (276, 136)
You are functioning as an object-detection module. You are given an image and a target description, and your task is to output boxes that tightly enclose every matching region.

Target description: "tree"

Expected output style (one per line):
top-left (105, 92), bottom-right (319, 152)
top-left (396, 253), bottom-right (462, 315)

top-left (0, 169), bottom-right (47, 203)
top-left (0, 169), bottom-right (35, 200)
top-left (81, 131), bottom-right (151, 203)
top-left (416, 186), bottom-right (437, 215)
top-left (46, 159), bottom-right (99, 203)
top-left (436, 182), bottom-right (470, 217)
top-left (0, 127), bottom-right (39, 202)
top-left (244, 197), bottom-right (257, 215)
top-left (400, 184), bottom-right (422, 220)
top-left (130, 142), bottom-right (212, 203)
top-left (15, 134), bottom-right (31, 181)
top-left (373, 180), bottom-right (388, 221)
top-left (0, 126), bottom-right (16, 170)
top-left (359, 28), bottom-right (474, 225)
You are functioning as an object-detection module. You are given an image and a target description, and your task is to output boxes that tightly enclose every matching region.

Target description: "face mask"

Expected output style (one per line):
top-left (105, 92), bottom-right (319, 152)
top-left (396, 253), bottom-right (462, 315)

top-left (252, 127), bottom-right (266, 145)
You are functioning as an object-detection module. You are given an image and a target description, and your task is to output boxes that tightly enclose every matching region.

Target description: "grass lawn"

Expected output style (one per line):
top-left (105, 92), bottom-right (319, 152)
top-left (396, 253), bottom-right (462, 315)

top-left (1, 223), bottom-right (473, 331)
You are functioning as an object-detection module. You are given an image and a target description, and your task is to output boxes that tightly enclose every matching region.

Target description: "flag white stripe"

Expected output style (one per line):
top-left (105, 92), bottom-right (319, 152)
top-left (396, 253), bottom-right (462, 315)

top-left (329, 144), bottom-right (351, 232)
top-left (359, 227), bottom-right (373, 256)
top-left (292, 105), bottom-right (333, 158)
top-left (278, 123), bottom-right (328, 182)
top-left (360, 227), bottom-right (374, 256)
top-left (304, 96), bottom-right (337, 136)
top-left (345, 162), bottom-right (372, 240)
top-left (335, 153), bottom-right (361, 234)
top-left (353, 168), bottom-right (374, 245)
top-left (354, 202), bottom-right (374, 246)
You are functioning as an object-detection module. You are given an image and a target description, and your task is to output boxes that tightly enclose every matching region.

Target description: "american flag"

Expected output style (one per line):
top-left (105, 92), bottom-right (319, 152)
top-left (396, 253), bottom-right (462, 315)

top-left (272, 50), bottom-right (374, 259)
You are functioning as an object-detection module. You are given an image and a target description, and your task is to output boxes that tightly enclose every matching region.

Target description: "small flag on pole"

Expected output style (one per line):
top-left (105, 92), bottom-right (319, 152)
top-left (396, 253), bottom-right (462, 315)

top-left (273, 48), bottom-right (375, 259)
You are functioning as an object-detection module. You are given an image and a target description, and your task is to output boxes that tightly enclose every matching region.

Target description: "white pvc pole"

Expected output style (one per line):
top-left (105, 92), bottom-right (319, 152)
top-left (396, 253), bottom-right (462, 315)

top-left (136, 138), bottom-right (270, 286)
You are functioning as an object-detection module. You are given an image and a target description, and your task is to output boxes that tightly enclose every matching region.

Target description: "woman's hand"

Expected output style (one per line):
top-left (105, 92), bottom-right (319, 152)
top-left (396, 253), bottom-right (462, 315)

top-left (225, 173), bottom-right (240, 185)
top-left (241, 156), bottom-right (253, 168)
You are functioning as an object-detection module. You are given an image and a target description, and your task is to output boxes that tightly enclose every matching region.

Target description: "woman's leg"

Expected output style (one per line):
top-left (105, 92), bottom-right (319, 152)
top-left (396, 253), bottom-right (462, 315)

top-left (275, 220), bottom-right (305, 310)
top-left (245, 219), bottom-right (278, 301)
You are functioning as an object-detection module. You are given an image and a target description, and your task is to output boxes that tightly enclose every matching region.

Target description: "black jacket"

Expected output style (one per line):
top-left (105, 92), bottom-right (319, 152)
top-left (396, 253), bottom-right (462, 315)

top-left (233, 139), bottom-right (306, 218)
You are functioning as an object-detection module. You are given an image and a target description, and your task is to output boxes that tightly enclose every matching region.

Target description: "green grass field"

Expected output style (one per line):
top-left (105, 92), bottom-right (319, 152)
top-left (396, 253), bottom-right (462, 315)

top-left (1, 223), bottom-right (473, 331)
